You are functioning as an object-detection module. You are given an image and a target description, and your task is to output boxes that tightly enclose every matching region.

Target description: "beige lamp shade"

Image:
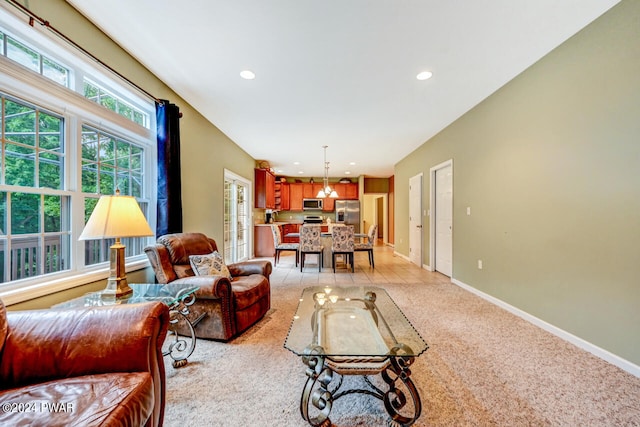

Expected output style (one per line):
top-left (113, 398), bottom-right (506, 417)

top-left (79, 192), bottom-right (153, 240)
top-left (79, 191), bottom-right (153, 298)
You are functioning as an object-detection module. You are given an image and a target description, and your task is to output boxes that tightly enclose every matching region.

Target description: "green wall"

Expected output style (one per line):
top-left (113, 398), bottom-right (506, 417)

top-left (7, 0), bottom-right (256, 308)
top-left (395, 0), bottom-right (640, 365)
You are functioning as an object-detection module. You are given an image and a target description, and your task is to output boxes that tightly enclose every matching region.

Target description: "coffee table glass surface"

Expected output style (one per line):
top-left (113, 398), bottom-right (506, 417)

top-left (53, 283), bottom-right (199, 309)
top-left (53, 283), bottom-right (201, 368)
top-left (285, 285), bottom-right (427, 358)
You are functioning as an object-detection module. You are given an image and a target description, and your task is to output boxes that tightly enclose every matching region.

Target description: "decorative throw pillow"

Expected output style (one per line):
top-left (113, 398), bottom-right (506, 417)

top-left (189, 251), bottom-right (232, 279)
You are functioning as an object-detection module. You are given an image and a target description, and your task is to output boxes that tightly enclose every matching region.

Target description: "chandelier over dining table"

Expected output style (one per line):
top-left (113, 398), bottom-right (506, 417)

top-left (317, 145), bottom-right (339, 198)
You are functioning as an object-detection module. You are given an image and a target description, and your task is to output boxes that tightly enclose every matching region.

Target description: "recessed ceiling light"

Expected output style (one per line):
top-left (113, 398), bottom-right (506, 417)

top-left (293, 161), bottom-right (300, 165)
top-left (345, 171), bottom-right (351, 175)
top-left (416, 71), bottom-right (433, 81)
top-left (240, 70), bottom-right (256, 80)
top-left (298, 171), bottom-right (304, 174)
top-left (349, 162), bottom-right (356, 166)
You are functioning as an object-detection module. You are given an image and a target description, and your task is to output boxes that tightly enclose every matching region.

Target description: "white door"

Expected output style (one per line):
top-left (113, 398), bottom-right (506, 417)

top-left (224, 170), bottom-right (251, 263)
top-left (434, 163), bottom-right (453, 276)
top-left (409, 174), bottom-right (423, 267)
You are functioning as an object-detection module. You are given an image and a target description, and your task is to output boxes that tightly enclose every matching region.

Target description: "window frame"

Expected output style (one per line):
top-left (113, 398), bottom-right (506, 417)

top-left (0, 5), bottom-right (157, 305)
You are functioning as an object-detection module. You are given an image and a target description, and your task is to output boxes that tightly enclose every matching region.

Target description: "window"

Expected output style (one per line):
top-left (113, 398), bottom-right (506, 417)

top-left (0, 96), bottom-right (70, 283)
top-left (0, 30), bottom-right (69, 87)
top-left (80, 125), bottom-right (148, 266)
top-left (1, 25), bottom-right (149, 129)
top-left (0, 5), bottom-right (155, 300)
top-left (84, 80), bottom-right (149, 128)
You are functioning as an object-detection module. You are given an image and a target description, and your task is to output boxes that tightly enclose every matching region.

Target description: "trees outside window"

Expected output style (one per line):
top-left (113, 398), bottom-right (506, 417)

top-left (0, 9), bottom-right (155, 296)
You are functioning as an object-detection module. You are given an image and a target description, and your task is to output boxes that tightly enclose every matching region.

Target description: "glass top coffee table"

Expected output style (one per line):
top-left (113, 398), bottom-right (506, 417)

top-left (53, 283), bottom-right (204, 368)
top-left (285, 286), bottom-right (428, 426)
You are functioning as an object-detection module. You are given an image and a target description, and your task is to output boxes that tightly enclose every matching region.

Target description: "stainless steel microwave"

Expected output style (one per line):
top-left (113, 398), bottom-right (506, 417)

top-left (303, 198), bottom-right (323, 210)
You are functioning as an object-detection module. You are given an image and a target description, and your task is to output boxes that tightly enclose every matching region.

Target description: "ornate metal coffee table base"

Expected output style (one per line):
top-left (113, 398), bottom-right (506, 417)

top-left (300, 344), bottom-right (422, 427)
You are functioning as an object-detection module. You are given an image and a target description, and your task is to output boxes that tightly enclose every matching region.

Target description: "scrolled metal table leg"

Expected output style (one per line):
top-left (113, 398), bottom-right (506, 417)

top-left (381, 345), bottom-right (422, 426)
top-left (300, 345), bottom-right (334, 427)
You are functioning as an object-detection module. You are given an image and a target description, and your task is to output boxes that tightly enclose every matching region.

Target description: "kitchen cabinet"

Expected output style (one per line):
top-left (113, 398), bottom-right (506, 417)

top-left (255, 169), bottom-right (275, 209)
top-left (289, 183), bottom-right (304, 211)
top-left (279, 182), bottom-right (290, 211)
top-left (284, 181), bottom-right (358, 211)
top-left (334, 183), bottom-right (358, 199)
top-left (254, 225), bottom-right (275, 257)
top-left (303, 183), bottom-right (323, 198)
top-left (322, 197), bottom-right (335, 212)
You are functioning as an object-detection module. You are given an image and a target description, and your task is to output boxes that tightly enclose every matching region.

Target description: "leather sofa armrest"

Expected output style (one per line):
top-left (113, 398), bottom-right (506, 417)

top-left (0, 302), bottom-right (169, 389)
top-left (228, 260), bottom-right (273, 279)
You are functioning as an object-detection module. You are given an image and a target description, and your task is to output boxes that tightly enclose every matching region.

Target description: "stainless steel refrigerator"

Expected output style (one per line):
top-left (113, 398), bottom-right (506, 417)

top-left (335, 200), bottom-right (360, 233)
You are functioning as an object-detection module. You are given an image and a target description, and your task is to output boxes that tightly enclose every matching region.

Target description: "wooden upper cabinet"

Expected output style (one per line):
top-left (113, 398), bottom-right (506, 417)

top-left (334, 183), bottom-right (358, 199)
top-left (322, 197), bottom-right (335, 212)
top-left (255, 168), bottom-right (276, 209)
top-left (303, 183), bottom-right (323, 198)
top-left (279, 182), bottom-right (290, 211)
top-left (289, 183), bottom-right (304, 211)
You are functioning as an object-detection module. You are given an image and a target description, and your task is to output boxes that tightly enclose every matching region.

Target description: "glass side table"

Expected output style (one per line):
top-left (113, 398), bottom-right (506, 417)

top-left (53, 283), bottom-right (205, 368)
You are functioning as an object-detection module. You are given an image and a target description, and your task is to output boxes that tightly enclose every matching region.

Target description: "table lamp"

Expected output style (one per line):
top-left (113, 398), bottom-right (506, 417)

top-left (79, 190), bottom-right (154, 297)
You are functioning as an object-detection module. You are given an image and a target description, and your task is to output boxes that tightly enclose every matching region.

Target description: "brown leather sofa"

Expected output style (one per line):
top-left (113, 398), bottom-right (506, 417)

top-left (144, 232), bottom-right (272, 341)
top-left (0, 299), bottom-right (169, 427)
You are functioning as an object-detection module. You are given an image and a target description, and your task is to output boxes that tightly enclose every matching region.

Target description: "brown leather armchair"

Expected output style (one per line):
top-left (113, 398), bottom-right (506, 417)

top-left (144, 232), bottom-right (272, 341)
top-left (0, 299), bottom-right (169, 427)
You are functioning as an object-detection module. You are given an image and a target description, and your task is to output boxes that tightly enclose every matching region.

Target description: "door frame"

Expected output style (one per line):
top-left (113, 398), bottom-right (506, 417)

top-left (362, 193), bottom-right (388, 245)
top-left (224, 169), bottom-right (252, 263)
top-left (408, 173), bottom-right (423, 268)
top-left (429, 159), bottom-right (453, 274)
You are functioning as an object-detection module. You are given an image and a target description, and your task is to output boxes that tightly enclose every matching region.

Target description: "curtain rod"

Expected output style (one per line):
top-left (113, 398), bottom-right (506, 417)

top-left (7, 0), bottom-right (163, 105)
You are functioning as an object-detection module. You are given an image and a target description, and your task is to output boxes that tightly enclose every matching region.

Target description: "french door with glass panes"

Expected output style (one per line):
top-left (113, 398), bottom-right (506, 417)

top-left (224, 170), bottom-right (251, 264)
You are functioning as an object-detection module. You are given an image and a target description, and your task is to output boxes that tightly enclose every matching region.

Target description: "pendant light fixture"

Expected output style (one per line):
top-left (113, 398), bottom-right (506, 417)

top-left (316, 145), bottom-right (339, 198)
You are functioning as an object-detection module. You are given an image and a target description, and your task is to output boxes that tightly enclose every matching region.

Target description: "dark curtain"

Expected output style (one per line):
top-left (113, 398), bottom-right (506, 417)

top-left (155, 100), bottom-right (183, 237)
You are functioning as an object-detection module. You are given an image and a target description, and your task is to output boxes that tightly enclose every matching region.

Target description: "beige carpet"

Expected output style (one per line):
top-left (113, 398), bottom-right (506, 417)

top-left (163, 275), bottom-right (640, 426)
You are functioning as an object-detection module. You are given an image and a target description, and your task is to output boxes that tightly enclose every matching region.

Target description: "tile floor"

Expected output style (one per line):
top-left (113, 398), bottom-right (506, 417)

top-left (256, 242), bottom-right (441, 286)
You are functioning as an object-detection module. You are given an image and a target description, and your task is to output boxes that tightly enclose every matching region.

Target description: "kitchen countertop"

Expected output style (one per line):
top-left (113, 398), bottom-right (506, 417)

top-left (255, 221), bottom-right (304, 226)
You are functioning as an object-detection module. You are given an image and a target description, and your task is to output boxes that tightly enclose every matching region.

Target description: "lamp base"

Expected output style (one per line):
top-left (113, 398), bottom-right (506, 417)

top-left (105, 241), bottom-right (133, 298)
top-left (104, 277), bottom-right (133, 298)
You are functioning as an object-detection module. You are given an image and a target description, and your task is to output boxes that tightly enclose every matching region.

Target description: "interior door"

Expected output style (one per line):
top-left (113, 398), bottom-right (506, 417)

top-left (409, 174), bottom-right (423, 267)
top-left (224, 170), bottom-right (251, 263)
top-left (434, 163), bottom-right (453, 276)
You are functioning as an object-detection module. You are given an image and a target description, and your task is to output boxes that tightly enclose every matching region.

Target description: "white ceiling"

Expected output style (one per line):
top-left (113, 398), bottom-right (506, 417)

top-left (67, 0), bottom-right (618, 178)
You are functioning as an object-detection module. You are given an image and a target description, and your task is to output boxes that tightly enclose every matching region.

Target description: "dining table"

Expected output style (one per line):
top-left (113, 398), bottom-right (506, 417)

top-left (285, 231), bottom-right (368, 269)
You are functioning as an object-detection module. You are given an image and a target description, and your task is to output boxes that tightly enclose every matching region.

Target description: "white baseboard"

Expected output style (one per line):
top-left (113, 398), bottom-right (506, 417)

top-left (451, 277), bottom-right (640, 378)
top-left (393, 251), bottom-right (410, 262)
